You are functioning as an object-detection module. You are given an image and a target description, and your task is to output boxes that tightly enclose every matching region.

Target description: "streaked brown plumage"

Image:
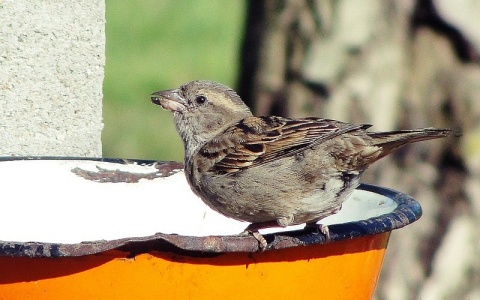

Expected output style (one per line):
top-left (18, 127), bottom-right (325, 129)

top-left (151, 80), bottom-right (451, 249)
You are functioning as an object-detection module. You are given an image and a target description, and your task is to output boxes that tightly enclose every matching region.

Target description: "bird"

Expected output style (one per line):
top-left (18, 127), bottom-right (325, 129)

top-left (151, 80), bottom-right (452, 249)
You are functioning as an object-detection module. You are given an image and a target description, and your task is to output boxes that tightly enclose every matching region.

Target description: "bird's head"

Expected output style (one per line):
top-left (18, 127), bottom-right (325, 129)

top-left (151, 80), bottom-right (253, 155)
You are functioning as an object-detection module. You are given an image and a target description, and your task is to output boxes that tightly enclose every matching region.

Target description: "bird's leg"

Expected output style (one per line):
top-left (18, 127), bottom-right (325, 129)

top-left (241, 221), bottom-right (280, 250)
top-left (304, 205), bottom-right (343, 242)
top-left (305, 222), bottom-right (331, 242)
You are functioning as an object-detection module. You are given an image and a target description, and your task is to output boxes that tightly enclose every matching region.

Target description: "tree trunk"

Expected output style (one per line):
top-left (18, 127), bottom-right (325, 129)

top-left (239, 1), bottom-right (480, 299)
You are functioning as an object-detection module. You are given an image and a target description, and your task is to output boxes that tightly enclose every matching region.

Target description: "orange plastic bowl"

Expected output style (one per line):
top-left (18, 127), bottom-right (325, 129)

top-left (0, 158), bottom-right (422, 299)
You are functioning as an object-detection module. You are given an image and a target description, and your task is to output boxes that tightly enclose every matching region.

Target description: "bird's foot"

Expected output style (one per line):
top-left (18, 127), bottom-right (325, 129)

top-left (241, 221), bottom-right (280, 251)
top-left (240, 228), bottom-right (268, 250)
top-left (305, 222), bottom-right (331, 242)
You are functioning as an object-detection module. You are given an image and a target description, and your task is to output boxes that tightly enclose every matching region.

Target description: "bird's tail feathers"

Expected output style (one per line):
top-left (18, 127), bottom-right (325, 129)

top-left (368, 128), bottom-right (453, 157)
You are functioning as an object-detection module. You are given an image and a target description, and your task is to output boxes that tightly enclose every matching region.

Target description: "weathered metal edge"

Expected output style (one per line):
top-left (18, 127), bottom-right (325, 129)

top-left (0, 157), bottom-right (422, 257)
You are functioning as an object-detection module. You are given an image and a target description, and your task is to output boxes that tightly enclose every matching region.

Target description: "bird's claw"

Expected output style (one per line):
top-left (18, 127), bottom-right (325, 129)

top-left (305, 222), bottom-right (331, 242)
top-left (240, 229), bottom-right (268, 251)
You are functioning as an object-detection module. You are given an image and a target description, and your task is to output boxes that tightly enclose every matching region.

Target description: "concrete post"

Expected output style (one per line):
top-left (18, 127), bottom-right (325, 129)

top-left (0, 0), bottom-right (105, 156)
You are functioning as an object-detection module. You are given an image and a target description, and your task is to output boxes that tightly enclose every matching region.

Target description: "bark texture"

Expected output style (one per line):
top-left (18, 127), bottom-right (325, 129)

top-left (239, 1), bottom-right (480, 299)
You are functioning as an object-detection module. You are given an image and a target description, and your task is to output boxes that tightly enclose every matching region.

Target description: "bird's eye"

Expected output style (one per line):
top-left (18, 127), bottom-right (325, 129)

top-left (195, 95), bottom-right (207, 105)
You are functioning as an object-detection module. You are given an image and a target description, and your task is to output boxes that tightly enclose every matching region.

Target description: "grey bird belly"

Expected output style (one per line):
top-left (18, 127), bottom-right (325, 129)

top-left (192, 151), bottom-right (361, 225)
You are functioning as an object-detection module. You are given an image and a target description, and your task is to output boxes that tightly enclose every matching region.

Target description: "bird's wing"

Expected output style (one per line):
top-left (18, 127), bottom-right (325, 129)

top-left (196, 116), bottom-right (370, 174)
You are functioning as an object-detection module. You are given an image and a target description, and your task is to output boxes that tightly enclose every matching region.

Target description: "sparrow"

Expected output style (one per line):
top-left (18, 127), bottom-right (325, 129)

top-left (151, 80), bottom-right (451, 249)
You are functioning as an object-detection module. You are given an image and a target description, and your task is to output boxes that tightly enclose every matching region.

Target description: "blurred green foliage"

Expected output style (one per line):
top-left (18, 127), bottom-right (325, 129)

top-left (103, 0), bottom-right (246, 161)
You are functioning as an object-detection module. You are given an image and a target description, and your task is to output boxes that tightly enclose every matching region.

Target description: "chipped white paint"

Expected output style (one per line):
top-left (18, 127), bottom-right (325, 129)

top-left (0, 159), bottom-right (397, 243)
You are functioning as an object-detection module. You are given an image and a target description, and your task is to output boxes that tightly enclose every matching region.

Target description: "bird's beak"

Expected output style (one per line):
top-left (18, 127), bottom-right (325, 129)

top-left (151, 89), bottom-right (187, 112)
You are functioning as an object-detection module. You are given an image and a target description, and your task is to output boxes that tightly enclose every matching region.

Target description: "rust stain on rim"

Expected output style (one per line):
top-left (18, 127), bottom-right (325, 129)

top-left (0, 157), bottom-right (422, 257)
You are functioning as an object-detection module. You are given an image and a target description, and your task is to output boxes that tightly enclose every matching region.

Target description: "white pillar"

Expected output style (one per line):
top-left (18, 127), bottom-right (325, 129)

top-left (0, 0), bottom-right (105, 156)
